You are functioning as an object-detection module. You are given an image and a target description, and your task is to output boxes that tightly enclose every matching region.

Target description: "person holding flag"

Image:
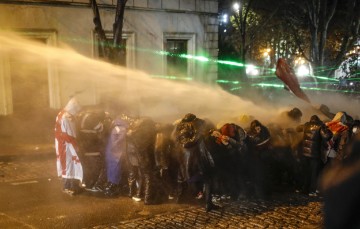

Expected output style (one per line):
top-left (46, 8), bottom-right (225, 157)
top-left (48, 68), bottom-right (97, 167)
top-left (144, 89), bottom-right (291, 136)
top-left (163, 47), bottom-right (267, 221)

top-left (55, 97), bottom-right (84, 195)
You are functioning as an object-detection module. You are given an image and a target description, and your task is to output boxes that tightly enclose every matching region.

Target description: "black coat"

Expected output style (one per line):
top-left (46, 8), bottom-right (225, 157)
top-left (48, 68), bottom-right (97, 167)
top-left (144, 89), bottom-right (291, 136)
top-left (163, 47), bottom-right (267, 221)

top-left (127, 118), bottom-right (157, 170)
top-left (302, 121), bottom-right (332, 158)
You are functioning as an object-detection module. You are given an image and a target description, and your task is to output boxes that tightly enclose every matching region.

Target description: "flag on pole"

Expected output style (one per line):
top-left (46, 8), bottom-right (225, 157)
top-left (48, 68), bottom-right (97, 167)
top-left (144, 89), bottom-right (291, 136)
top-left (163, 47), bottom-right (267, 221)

top-left (275, 58), bottom-right (311, 103)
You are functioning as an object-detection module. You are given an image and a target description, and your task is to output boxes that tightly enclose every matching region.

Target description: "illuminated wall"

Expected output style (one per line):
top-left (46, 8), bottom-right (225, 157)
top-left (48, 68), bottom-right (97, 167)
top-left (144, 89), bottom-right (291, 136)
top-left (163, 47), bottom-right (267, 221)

top-left (0, 0), bottom-right (218, 114)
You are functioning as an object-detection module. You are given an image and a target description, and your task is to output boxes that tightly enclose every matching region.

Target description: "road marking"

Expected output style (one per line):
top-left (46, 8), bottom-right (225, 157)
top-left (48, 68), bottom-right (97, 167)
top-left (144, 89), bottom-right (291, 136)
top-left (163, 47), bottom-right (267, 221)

top-left (11, 180), bottom-right (38, 185)
top-left (0, 212), bottom-right (37, 229)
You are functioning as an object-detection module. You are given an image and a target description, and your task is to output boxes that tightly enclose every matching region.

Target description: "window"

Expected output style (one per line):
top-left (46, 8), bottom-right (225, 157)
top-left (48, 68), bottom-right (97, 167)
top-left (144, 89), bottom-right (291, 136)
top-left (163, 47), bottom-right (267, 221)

top-left (95, 37), bottom-right (127, 66)
top-left (0, 30), bottom-right (59, 115)
top-left (166, 40), bottom-right (188, 78)
top-left (93, 31), bottom-right (135, 68)
top-left (10, 37), bottom-right (49, 115)
top-left (163, 33), bottom-right (195, 80)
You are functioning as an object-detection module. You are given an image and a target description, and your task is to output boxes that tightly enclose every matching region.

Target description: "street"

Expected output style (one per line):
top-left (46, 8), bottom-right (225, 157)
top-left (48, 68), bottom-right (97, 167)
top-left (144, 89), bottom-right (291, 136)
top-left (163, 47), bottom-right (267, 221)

top-left (0, 147), bottom-right (323, 229)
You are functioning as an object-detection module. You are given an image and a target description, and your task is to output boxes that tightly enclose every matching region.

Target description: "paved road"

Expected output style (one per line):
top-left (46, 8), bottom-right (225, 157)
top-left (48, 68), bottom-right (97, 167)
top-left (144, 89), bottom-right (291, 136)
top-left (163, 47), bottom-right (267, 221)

top-left (93, 194), bottom-right (323, 229)
top-left (0, 150), bottom-right (323, 229)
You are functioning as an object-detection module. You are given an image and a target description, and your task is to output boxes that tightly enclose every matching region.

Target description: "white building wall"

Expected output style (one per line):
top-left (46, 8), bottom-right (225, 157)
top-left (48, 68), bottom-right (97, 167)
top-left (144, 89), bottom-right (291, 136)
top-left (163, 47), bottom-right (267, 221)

top-left (0, 0), bottom-right (218, 114)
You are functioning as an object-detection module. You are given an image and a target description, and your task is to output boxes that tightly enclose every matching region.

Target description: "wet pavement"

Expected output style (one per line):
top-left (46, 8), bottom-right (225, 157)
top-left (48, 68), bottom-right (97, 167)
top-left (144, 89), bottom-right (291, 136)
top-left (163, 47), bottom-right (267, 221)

top-left (92, 194), bottom-right (323, 229)
top-left (0, 143), bottom-right (55, 182)
top-left (0, 144), bottom-right (323, 229)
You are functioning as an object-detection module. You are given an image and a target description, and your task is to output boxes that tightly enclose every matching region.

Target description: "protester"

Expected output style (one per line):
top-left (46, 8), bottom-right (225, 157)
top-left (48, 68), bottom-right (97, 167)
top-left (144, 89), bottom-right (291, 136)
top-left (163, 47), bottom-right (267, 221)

top-left (246, 120), bottom-right (271, 198)
top-left (211, 123), bottom-right (247, 200)
top-left (298, 115), bottom-right (332, 196)
top-left (52, 104), bottom-right (359, 216)
top-left (126, 117), bottom-right (157, 205)
top-left (324, 112), bottom-right (352, 164)
top-left (154, 123), bottom-right (177, 200)
top-left (320, 134), bottom-right (360, 229)
top-left (103, 117), bottom-right (129, 196)
top-left (247, 120), bottom-right (271, 148)
top-left (173, 113), bottom-right (207, 201)
top-left (77, 108), bottom-right (112, 192)
top-left (54, 97), bottom-right (83, 196)
top-left (126, 139), bottom-right (142, 200)
top-left (277, 107), bottom-right (304, 191)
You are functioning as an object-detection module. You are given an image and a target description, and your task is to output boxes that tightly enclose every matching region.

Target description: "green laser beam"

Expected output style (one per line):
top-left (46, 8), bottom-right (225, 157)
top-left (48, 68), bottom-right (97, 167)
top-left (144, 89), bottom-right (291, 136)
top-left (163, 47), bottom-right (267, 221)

top-left (60, 36), bottom-right (354, 81)
top-left (249, 83), bottom-right (360, 94)
top-left (150, 75), bottom-right (193, 81)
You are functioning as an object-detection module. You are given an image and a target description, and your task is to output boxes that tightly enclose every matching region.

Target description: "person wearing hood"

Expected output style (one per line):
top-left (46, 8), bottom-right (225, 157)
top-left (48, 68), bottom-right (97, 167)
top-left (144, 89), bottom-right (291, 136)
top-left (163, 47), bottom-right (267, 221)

top-left (103, 117), bottom-right (129, 196)
top-left (54, 97), bottom-right (83, 195)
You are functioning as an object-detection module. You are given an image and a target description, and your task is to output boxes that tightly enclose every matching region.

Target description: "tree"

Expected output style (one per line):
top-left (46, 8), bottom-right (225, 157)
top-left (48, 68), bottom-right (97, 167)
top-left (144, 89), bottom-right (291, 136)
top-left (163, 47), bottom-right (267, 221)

top-left (307, 0), bottom-right (338, 67)
top-left (91, 0), bottom-right (127, 65)
top-left (283, 0), bottom-right (359, 75)
top-left (331, 0), bottom-right (360, 72)
top-left (227, 0), bottom-right (279, 78)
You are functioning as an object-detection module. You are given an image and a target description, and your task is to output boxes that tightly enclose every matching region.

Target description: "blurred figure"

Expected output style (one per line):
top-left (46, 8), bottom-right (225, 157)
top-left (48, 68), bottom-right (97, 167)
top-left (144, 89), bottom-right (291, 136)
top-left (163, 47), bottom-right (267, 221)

top-left (127, 117), bottom-right (157, 205)
top-left (320, 134), bottom-right (360, 229)
top-left (103, 117), bottom-right (129, 196)
top-left (154, 123), bottom-right (177, 200)
top-left (350, 120), bottom-right (360, 140)
top-left (54, 97), bottom-right (83, 196)
top-left (287, 107), bottom-right (303, 124)
top-left (324, 112), bottom-right (352, 164)
top-left (76, 108), bottom-right (112, 192)
top-left (267, 107), bottom-right (304, 192)
top-left (298, 115), bottom-right (332, 196)
top-left (278, 107), bottom-right (303, 156)
top-left (318, 104), bottom-right (335, 120)
top-left (237, 114), bottom-right (255, 128)
top-left (126, 139), bottom-right (142, 200)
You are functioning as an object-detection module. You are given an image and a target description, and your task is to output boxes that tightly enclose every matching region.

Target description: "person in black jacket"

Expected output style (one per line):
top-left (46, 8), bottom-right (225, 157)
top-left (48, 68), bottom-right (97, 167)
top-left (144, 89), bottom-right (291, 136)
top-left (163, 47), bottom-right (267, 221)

top-left (127, 117), bottom-right (157, 204)
top-left (246, 120), bottom-right (272, 199)
top-left (299, 115), bottom-right (332, 196)
top-left (154, 123), bottom-right (177, 200)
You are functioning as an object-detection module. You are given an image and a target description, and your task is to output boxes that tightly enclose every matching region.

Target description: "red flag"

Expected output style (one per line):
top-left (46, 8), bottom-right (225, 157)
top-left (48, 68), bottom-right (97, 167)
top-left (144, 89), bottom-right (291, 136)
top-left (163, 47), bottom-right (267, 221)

top-left (275, 58), bottom-right (311, 103)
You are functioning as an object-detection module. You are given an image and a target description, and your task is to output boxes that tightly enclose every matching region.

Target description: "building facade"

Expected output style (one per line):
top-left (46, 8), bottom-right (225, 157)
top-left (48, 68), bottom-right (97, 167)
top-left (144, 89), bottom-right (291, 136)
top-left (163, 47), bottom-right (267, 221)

top-left (0, 0), bottom-right (218, 115)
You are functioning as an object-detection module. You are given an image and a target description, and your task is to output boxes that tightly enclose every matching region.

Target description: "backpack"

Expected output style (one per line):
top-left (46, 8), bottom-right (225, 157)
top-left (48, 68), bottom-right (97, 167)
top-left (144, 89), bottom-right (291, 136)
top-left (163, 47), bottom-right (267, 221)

top-left (175, 121), bottom-right (199, 148)
top-left (77, 110), bottom-right (111, 152)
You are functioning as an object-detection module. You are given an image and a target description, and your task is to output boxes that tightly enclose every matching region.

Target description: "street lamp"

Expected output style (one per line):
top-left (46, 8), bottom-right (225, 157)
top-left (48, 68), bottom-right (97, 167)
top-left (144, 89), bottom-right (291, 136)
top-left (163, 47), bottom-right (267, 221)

top-left (262, 49), bottom-right (271, 74)
top-left (222, 14), bottom-right (228, 24)
top-left (296, 65), bottom-right (310, 77)
top-left (233, 2), bottom-right (240, 12)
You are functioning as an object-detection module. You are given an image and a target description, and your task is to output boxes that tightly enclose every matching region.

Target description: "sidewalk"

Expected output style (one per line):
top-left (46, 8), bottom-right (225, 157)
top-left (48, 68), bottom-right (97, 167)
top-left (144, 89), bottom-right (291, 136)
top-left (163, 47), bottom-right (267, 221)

top-left (0, 139), bottom-right (56, 183)
top-left (0, 141), bottom-right (54, 161)
top-left (0, 109), bottom-right (56, 160)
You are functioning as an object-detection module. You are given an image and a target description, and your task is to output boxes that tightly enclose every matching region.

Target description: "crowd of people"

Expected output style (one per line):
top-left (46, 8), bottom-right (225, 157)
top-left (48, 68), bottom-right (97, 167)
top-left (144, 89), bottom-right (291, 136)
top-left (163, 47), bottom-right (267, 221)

top-left (54, 97), bottom-right (360, 223)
